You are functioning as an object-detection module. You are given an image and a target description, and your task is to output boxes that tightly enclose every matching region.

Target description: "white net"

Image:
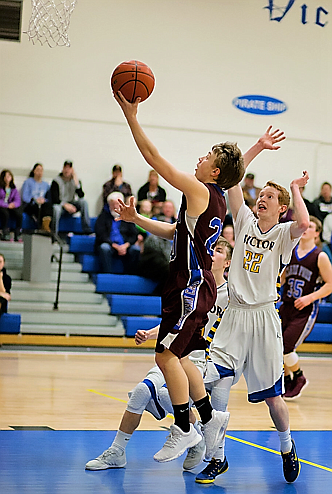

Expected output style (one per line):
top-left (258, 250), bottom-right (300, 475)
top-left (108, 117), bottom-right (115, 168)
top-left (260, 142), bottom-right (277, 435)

top-left (24, 0), bottom-right (78, 48)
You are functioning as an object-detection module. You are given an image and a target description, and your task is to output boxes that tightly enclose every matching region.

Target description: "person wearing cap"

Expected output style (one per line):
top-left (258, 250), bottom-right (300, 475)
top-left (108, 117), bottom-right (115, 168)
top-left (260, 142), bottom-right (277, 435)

top-left (102, 164), bottom-right (133, 204)
top-left (50, 161), bottom-right (92, 235)
top-left (242, 172), bottom-right (261, 210)
top-left (94, 191), bottom-right (139, 274)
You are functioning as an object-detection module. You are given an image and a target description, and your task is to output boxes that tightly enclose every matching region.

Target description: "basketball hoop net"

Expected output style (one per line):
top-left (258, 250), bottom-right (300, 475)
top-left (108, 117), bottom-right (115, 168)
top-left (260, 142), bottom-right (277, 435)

top-left (24, 0), bottom-right (78, 48)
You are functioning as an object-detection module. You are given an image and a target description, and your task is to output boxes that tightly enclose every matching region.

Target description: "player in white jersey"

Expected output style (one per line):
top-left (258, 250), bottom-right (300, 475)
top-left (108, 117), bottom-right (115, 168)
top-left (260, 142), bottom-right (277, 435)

top-left (85, 237), bottom-right (232, 471)
top-left (197, 151), bottom-right (310, 482)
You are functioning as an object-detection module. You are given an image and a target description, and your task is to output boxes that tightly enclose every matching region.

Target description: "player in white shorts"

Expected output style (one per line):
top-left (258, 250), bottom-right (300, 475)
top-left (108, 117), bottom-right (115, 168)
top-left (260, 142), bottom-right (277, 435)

top-left (85, 237), bottom-right (232, 472)
top-left (197, 144), bottom-right (310, 483)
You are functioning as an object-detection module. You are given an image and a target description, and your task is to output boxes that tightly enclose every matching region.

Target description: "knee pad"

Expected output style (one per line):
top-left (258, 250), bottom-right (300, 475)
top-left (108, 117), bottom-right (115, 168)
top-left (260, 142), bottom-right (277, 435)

top-left (284, 351), bottom-right (299, 368)
top-left (126, 381), bottom-right (152, 415)
top-left (158, 385), bottom-right (173, 415)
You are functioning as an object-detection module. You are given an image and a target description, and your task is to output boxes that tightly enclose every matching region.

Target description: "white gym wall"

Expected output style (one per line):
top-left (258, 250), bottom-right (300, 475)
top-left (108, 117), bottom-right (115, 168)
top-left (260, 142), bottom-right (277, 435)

top-left (0, 0), bottom-right (331, 216)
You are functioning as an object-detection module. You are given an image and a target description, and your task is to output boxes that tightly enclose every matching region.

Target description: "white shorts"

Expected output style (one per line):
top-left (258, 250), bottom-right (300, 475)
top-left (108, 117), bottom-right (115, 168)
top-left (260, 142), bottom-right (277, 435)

top-left (209, 302), bottom-right (284, 402)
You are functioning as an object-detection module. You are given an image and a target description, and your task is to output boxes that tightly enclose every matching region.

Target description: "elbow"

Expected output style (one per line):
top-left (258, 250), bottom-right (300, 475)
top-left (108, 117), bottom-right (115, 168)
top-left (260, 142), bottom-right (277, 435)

top-left (299, 218), bottom-right (310, 232)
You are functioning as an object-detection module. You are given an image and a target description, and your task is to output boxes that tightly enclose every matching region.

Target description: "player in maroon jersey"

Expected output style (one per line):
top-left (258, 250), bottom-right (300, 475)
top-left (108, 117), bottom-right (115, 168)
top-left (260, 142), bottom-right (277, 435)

top-left (280, 216), bottom-right (332, 399)
top-left (112, 91), bottom-right (285, 465)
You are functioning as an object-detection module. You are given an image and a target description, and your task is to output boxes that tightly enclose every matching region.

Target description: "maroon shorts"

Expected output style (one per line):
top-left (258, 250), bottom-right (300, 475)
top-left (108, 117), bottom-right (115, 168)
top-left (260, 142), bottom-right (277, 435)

top-left (280, 302), bottom-right (317, 354)
top-left (155, 269), bottom-right (217, 358)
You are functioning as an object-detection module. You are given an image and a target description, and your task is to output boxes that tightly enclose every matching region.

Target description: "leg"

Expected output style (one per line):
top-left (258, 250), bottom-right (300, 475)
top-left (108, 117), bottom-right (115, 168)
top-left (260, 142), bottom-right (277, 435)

top-left (0, 207), bottom-right (10, 239)
top-left (85, 379), bottom-right (153, 470)
top-left (265, 396), bottom-right (300, 483)
top-left (98, 243), bottom-right (114, 273)
top-left (76, 198), bottom-right (92, 233)
top-left (284, 351), bottom-right (308, 400)
top-left (52, 204), bottom-right (63, 235)
top-left (11, 207), bottom-right (23, 241)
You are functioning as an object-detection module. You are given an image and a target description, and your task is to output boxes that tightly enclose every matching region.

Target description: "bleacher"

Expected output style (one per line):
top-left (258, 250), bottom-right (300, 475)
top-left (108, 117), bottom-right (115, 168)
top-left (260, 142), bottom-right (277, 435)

top-left (1, 231), bottom-right (331, 351)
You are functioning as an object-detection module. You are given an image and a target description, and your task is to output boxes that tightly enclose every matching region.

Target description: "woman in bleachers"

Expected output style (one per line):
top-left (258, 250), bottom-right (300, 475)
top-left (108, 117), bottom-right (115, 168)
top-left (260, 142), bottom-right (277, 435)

top-left (21, 163), bottom-right (53, 232)
top-left (0, 169), bottom-right (22, 241)
top-left (0, 253), bottom-right (11, 318)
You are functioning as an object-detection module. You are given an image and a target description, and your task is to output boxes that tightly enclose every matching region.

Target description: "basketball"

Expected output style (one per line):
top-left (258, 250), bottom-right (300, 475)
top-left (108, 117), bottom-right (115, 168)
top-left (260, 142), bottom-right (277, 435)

top-left (110, 60), bottom-right (155, 103)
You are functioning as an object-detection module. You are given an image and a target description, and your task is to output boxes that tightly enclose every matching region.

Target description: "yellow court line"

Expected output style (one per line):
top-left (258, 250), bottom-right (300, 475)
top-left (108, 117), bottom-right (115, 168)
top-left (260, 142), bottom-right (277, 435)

top-left (226, 434), bottom-right (332, 473)
top-left (88, 389), bottom-right (331, 473)
top-left (88, 389), bottom-right (128, 404)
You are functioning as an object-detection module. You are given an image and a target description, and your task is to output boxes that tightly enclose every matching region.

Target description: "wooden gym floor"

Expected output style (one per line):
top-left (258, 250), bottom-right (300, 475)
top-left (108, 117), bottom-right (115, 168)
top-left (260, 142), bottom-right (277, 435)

top-left (0, 349), bottom-right (331, 493)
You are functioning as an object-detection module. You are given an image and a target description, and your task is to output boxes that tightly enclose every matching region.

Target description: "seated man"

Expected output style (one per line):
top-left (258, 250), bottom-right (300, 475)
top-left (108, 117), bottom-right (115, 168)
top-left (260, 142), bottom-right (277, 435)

top-left (95, 191), bottom-right (139, 274)
top-left (50, 161), bottom-right (92, 235)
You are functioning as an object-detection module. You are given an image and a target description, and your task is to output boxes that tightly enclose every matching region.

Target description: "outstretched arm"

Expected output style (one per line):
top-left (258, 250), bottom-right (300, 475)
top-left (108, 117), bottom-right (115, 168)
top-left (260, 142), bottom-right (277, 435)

top-left (289, 171), bottom-right (310, 240)
top-left (114, 92), bottom-right (208, 215)
top-left (115, 196), bottom-right (176, 240)
top-left (228, 126), bottom-right (286, 221)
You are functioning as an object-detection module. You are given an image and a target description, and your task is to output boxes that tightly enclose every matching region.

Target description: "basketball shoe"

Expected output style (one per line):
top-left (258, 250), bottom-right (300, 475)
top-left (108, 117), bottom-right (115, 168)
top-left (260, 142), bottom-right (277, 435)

top-left (284, 374), bottom-right (308, 400)
top-left (153, 423), bottom-right (201, 463)
top-left (195, 457), bottom-right (229, 484)
top-left (281, 439), bottom-right (300, 482)
top-left (202, 410), bottom-right (230, 460)
top-left (85, 446), bottom-right (126, 470)
top-left (183, 435), bottom-right (206, 470)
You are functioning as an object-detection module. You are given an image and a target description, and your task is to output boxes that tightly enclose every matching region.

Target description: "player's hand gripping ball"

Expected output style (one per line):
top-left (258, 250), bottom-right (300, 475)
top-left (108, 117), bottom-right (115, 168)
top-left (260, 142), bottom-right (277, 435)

top-left (111, 60), bottom-right (155, 103)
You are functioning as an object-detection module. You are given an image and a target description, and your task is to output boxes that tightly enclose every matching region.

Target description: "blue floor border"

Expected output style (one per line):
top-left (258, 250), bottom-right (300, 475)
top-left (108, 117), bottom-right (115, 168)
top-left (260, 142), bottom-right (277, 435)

top-left (0, 430), bottom-right (331, 494)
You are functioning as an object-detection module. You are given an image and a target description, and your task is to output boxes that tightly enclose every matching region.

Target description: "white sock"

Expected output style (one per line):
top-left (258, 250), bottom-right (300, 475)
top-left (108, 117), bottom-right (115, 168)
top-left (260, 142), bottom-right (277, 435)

top-left (278, 428), bottom-right (292, 453)
top-left (112, 430), bottom-right (132, 451)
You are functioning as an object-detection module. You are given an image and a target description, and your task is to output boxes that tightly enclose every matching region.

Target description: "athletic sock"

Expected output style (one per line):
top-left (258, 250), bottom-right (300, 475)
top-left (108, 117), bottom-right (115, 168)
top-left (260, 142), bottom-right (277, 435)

top-left (284, 375), bottom-right (292, 385)
top-left (293, 369), bottom-right (303, 378)
top-left (278, 427), bottom-right (292, 454)
top-left (173, 403), bottom-right (190, 433)
top-left (112, 429), bottom-right (132, 451)
top-left (194, 395), bottom-right (213, 425)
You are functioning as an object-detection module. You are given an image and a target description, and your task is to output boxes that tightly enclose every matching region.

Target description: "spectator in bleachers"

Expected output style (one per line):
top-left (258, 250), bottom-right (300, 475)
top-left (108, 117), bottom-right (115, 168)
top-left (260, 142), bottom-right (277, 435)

top-left (0, 253), bottom-right (11, 317)
top-left (322, 212), bottom-right (332, 245)
top-left (242, 172), bottom-right (261, 211)
top-left (137, 170), bottom-right (166, 211)
top-left (135, 199), bottom-right (153, 245)
top-left (50, 161), bottom-right (92, 236)
top-left (0, 169), bottom-right (22, 241)
top-left (21, 163), bottom-right (53, 232)
top-left (312, 182), bottom-right (332, 223)
top-left (221, 224), bottom-right (235, 248)
top-left (137, 234), bottom-right (172, 295)
top-left (154, 200), bottom-right (177, 224)
top-left (102, 164), bottom-right (133, 205)
top-left (95, 191), bottom-right (139, 274)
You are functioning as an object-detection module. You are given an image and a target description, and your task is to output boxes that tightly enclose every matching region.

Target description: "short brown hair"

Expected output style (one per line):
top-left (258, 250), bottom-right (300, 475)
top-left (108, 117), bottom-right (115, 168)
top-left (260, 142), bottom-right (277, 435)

top-left (215, 235), bottom-right (233, 261)
top-left (212, 142), bottom-right (245, 190)
top-left (264, 181), bottom-right (290, 207)
top-left (309, 215), bottom-right (322, 234)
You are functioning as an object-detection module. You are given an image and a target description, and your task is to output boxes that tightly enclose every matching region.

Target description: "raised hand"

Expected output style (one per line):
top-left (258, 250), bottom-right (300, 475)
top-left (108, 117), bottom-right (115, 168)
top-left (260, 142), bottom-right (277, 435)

top-left (113, 90), bottom-right (140, 121)
top-left (114, 196), bottom-right (138, 223)
top-left (258, 125), bottom-right (286, 150)
top-left (291, 171), bottom-right (309, 189)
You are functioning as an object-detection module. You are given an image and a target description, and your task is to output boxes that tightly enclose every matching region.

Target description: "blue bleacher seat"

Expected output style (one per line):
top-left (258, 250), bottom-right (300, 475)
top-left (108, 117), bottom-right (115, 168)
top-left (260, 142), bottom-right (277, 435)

top-left (107, 294), bottom-right (161, 316)
top-left (306, 323), bottom-right (332, 343)
top-left (20, 214), bottom-right (97, 233)
top-left (96, 274), bottom-right (158, 294)
top-left (121, 316), bottom-right (161, 337)
top-left (316, 303), bottom-right (332, 323)
top-left (69, 235), bottom-right (95, 253)
top-left (0, 313), bottom-right (21, 334)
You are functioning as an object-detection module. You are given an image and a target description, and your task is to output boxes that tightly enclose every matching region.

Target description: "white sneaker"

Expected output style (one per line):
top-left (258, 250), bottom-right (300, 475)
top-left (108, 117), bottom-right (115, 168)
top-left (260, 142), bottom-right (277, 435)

top-left (183, 435), bottom-right (206, 470)
top-left (203, 410), bottom-right (230, 461)
top-left (85, 446), bottom-right (127, 470)
top-left (154, 424), bottom-right (201, 463)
